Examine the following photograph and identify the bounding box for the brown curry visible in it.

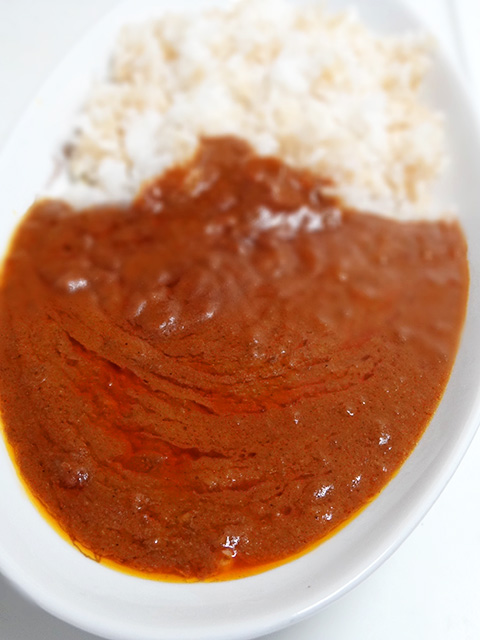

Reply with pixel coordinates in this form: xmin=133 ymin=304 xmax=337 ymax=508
xmin=0 ymin=138 xmax=468 ymax=580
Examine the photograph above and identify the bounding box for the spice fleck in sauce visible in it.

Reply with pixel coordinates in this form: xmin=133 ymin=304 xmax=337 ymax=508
xmin=0 ymin=138 xmax=468 ymax=580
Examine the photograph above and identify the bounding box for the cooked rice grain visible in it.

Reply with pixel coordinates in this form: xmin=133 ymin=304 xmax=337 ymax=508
xmin=64 ymin=0 xmax=447 ymax=219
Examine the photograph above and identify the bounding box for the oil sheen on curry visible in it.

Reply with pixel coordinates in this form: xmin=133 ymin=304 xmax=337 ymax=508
xmin=0 ymin=138 xmax=468 ymax=581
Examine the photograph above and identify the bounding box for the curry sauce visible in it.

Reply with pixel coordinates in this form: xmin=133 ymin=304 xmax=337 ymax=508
xmin=0 ymin=138 xmax=468 ymax=580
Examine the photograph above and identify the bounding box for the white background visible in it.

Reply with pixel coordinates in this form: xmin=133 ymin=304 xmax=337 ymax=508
xmin=0 ymin=1 xmax=479 ymax=639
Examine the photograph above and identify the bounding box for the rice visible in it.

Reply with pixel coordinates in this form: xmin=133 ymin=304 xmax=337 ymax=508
xmin=62 ymin=0 xmax=447 ymax=219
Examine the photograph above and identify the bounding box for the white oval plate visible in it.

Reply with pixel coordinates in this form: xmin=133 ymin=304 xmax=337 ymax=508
xmin=1 ymin=2 xmax=480 ymax=640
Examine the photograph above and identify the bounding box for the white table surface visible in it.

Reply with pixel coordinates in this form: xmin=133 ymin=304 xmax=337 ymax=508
xmin=1 ymin=1 xmax=480 ymax=639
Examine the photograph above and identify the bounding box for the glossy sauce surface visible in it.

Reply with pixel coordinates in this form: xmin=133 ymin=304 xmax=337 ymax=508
xmin=0 ymin=138 xmax=468 ymax=580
